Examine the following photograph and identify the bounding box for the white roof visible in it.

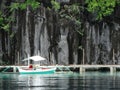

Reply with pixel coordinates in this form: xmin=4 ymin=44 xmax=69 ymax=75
xmin=23 ymin=55 xmax=46 ymax=61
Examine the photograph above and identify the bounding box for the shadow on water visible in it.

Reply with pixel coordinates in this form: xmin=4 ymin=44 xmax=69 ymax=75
xmin=0 ymin=72 xmax=120 ymax=90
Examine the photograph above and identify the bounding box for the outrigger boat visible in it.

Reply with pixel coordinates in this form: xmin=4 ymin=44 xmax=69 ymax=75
xmin=17 ymin=55 xmax=56 ymax=74
xmin=18 ymin=67 xmax=56 ymax=74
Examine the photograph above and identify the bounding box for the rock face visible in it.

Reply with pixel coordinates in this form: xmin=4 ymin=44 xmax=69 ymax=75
xmin=0 ymin=0 xmax=120 ymax=65
xmin=0 ymin=1 xmax=79 ymax=65
xmin=84 ymin=22 xmax=120 ymax=64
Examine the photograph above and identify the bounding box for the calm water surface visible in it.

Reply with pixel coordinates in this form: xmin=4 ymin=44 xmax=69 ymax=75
xmin=0 ymin=72 xmax=120 ymax=90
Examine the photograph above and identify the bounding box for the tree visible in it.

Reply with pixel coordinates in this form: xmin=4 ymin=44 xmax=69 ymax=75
xmin=85 ymin=0 xmax=117 ymax=20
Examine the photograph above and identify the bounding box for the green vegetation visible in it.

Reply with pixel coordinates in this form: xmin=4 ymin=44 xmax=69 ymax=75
xmin=10 ymin=0 xmax=40 ymax=11
xmin=60 ymin=4 xmax=80 ymax=19
xmin=85 ymin=0 xmax=117 ymax=20
xmin=0 ymin=11 xmax=4 ymax=30
xmin=51 ymin=0 xmax=60 ymax=11
xmin=0 ymin=11 xmax=10 ymax=32
xmin=59 ymin=4 xmax=83 ymax=36
xmin=0 ymin=0 xmax=120 ymax=38
xmin=0 ymin=11 xmax=3 ymax=25
xmin=0 ymin=0 xmax=40 ymax=36
xmin=59 ymin=4 xmax=83 ymax=49
xmin=50 ymin=1 xmax=83 ymax=49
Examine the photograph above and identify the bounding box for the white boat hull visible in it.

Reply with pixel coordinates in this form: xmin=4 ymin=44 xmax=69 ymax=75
xmin=18 ymin=67 xmax=56 ymax=74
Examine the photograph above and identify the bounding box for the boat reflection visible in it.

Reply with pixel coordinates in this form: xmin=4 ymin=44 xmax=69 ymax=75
xmin=18 ymin=73 xmax=70 ymax=90
xmin=18 ymin=74 xmax=47 ymax=87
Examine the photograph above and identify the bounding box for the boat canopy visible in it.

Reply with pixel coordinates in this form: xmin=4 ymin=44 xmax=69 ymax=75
xmin=22 ymin=55 xmax=46 ymax=61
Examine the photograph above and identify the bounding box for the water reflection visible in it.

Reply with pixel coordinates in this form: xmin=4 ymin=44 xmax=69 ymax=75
xmin=0 ymin=72 xmax=120 ymax=90
xmin=19 ymin=74 xmax=46 ymax=87
xmin=18 ymin=73 xmax=72 ymax=90
xmin=0 ymin=73 xmax=70 ymax=90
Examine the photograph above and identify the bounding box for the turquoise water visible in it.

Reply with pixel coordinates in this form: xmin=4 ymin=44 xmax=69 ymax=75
xmin=0 ymin=72 xmax=120 ymax=90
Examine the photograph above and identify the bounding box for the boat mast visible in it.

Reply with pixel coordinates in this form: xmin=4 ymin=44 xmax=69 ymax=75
xmin=28 ymin=54 xmax=30 ymax=66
